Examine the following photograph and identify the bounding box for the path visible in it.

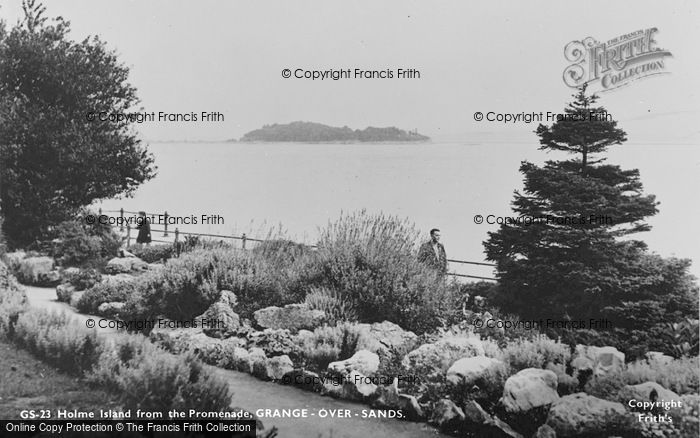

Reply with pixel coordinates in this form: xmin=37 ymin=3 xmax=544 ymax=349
xmin=23 ymin=286 xmax=450 ymax=438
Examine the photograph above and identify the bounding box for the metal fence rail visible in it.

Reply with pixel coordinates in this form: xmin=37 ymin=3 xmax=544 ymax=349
xmin=101 ymin=207 xmax=497 ymax=281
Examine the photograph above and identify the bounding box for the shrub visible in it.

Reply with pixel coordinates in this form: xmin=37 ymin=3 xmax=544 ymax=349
xmin=88 ymin=333 xmax=232 ymax=413
xmin=299 ymin=323 xmax=363 ymax=371
xmin=585 ymin=356 xmax=699 ymax=399
xmin=501 ymin=335 xmax=571 ymax=372
xmin=304 ymin=286 xmax=358 ymax=325
xmin=0 ymin=261 xmax=28 ymax=337
xmin=248 ymin=329 xmax=301 ymax=361
xmin=130 ymin=244 xmax=174 ymax=263
xmin=65 ymin=268 xmax=102 ymax=291
xmin=13 ymin=310 xmax=101 ymax=375
xmin=311 ymin=210 xmax=461 ymax=333
xmin=49 ymin=215 xmax=122 ymax=269
xmin=77 ymin=280 xmax=135 ymax=314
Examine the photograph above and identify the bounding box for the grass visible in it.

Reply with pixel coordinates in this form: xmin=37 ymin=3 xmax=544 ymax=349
xmin=0 ymin=338 xmax=121 ymax=419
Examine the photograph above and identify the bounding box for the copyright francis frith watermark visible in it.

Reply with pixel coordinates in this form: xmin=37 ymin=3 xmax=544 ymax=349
xmin=563 ymin=27 xmax=672 ymax=92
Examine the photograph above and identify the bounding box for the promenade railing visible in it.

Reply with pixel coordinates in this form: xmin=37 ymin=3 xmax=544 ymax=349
xmin=100 ymin=208 xmax=497 ymax=281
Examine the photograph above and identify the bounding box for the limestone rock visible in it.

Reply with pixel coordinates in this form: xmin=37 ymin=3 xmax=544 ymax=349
xmin=355 ymin=321 xmax=418 ymax=358
xmin=281 ymin=369 xmax=324 ymax=392
xmin=502 ymin=368 xmax=559 ymax=413
xmin=402 ymin=336 xmax=484 ymax=378
xmin=257 ymin=355 xmax=294 ymax=381
xmin=341 ymin=370 xmax=378 ymax=402
xmin=328 ymin=350 xmax=380 ymax=376
xmin=196 ymin=291 xmax=240 ymax=338
xmin=56 ymin=283 xmax=76 ymax=303
xmin=546 ymin=393 xmax=632 ymax=437
xmin=105 ymin=257 xmax=148 ymax=274
xmin=618 ymin=381 xmax=681 ymax=416
xmin=462 ymin=400 xmax=490 ymax=426
xmin=446 ymin=355 xmax=504 ymax=386
xmin=253 ymin=304 xmax=325 ymax=333
xmin=429 ymin=399 xmax=465 ymax=433
xmin=533 ymin=424 xmax=556 ymax=438
xmin=97 ymin=301 xmax=126 ymax=318
xmin=571 ymin=345 xmax=625 ymax=378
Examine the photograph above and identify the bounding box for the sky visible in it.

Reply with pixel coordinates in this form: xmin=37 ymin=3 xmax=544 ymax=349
xmin=1 ymin=0 xmax=698 ymax=143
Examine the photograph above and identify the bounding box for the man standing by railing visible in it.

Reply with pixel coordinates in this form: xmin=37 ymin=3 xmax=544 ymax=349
xmin=418 ymin=228 xmax=447 ymax=274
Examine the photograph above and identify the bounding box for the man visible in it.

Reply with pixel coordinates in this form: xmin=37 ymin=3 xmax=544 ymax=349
xmin=418 ymin=228 xmax=447 ymax=274
xmin=135 ymin=211 xmax=151 ymax=245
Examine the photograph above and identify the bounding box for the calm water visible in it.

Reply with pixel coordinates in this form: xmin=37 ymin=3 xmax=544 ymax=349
xmin=97 ymin=141 xmax=700 ymax=280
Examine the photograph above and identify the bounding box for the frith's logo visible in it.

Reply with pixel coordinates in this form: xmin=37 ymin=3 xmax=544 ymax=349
xmin=563 ymin=28 xmax=672 ymax=91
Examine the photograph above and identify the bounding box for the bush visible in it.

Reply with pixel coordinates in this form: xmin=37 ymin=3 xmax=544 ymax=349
xmin=304 ymin=286 xmax=358 ymax=325
xmin=49 ymin=215 xmax=122 ymax=269
xmin=299 ymin=323 xmax=363 ymax=371
xmin=130 ymin=244 xmax=174 ymax=263
xmin=65 ymin=268 xmax=102 ymax=291
xmin=0 ymin=261 xmax=28 ymax=337
xmin=585 ymin=356 xmax=699 ymax=399
xmin=311 ymin=211 xmax=461 ymax=333
xmin=88 ymin=334 xmax=232 ymax=413
xmin=77 ymin=280 xmax=136 ymax=314
xmin=13 ymin=310 xmax=101 ymax=375
xmin=501 ymin=335 xmax=571 ymax=372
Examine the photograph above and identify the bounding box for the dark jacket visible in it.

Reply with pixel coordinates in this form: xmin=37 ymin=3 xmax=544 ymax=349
xmin=418 ymin=240 xmax=447 ymax=273
xmin=136 ymin=218 xmax=151 ymax=244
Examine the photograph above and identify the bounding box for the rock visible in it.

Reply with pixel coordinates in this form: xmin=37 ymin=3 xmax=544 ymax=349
xmin=232 ymin=347 xmax=252 ymax=373
xmin=397 ymin=394 xmax=424 ymax=421
xmin=258 ymin=355 xmax=294 ymax=381
xmin=645 ymin=351 xmax=674 ymax=365
xmin=618 ymin=382 xmax=681 ymax=415
xmin=281 ymin=369 xmax=324 ymax=392
xmin=402 ymin=336 xmax=485 ymax=378
xmin=462 ymin=400 xmax=491 ymax=426
xmin=253 ymin=304 xmax=326 ymax=333
xmin=247 ymin=329 xmax=299 ymax=358
xmin=328 ymin=350 xmax=380 ymax=376
xmin=250 ymin=348 xmax=269 ymax=379
xmin=533 ymin=424 xmax=556 ymax=438
xmin=371 ymin=378 xmax=401 ymax=409
xmin=571 ymin=345 xmax=625 ymax=378
xmin=429 ymin=399 xmax=465 ymax=433
xmin=105 ymin=257 xmax=148 ymax=274
xmin=546 ymin=393 xmax=632 ymax=437
xmin=446 ymin=355 xmax=504 ymax=386
xmin=502 ymin=368 xmax=559 ymax=413
xmin=196 ymin=291 xmax=240 ymax=338
xmin=486 ymin=416 xmax=524 ymax=438
xmin=56 ymin=283 xmax=76 ymax=303
xmin=341 ymin=371 xmax=378 ymax=402
xmin=97 ymin=302 xmax=126 ymax=318
xmin=355 ymin=321 xmax=418 ymax=358
xmin=150 ymin=326 xmax=205 ymax=352
xmin=17 ymin=256 xmax=55 ymax=285
xmin=149 ymin=324 xmax=244 ymax=365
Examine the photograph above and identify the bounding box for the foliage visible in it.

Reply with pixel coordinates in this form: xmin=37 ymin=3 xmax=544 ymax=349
xmin=304 ymin=286 xmax=358 ymax=325
xmin=298 ymin=323 xmax=363 ymax=371
xmin=0 ymin=214 xmax=6 ymax=256
xmin=584 ymin=356 xmax=699 ymax=399
xmin=49 ymin=214 xmax=122 ymax=269
xmin=500 ymin=335 xmax=571 ymax=372
xmin=0 ymin=0 xmax=156 ymax=247
xmin=76 ymin=280 xmax=135 ymax=314
xmin=248 ymin=329 xmax=301 ymax=361
xmin=311 ymin=210 xmax=461 ymax=333
xmin=130 ymin=243 xmax=174 ymax=263
xmin=240 ymin=121 xmax=428 ymax=142
xmin=0 ymin=261 xmax=28 ymax=337
xmin=87 ymin=333 xmax=232 ymax=414
xmin=13 ymin=310 xmax=101 ymax=375
xmin=65 ymin=267 xmax=102 ymax=291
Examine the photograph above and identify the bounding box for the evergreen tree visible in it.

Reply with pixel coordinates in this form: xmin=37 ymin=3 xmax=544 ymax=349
xmin=484 ymin=85 xmax=696 ymax=330
xmin=0 ymin=1 xmax=155 ymax=246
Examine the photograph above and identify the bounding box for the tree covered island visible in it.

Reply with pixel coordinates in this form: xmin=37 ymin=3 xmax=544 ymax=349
xmin=239 ymin=121 xmax=429 ymax=142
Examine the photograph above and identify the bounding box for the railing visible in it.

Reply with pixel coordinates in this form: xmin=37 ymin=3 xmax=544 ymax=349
xmin=99 ymin=208 xmax=497 ymax=281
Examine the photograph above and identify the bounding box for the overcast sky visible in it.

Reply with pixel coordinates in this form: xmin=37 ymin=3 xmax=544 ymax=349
xmin=2 ymin=0 xmax=698 ymax=142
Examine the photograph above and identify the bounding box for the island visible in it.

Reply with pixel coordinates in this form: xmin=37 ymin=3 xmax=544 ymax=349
xmin=239 ymin=121 xmax=429 ymax=142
